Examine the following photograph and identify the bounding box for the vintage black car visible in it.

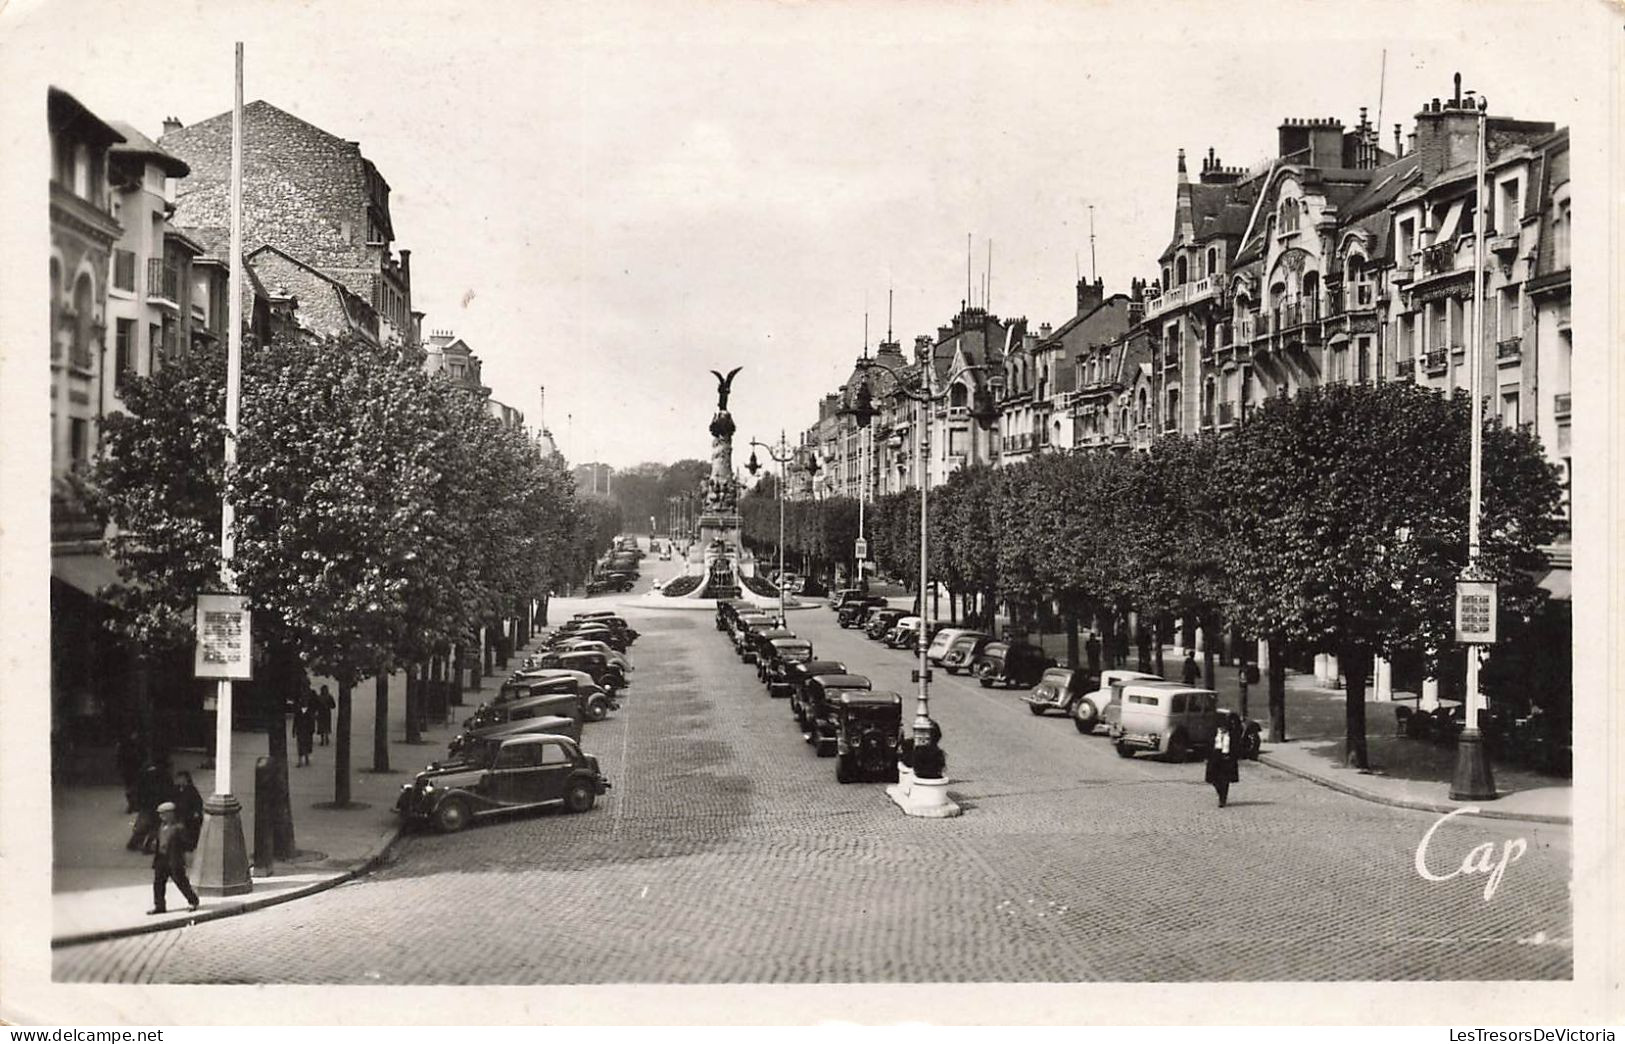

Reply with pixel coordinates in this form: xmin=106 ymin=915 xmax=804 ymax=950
xmin=971 ymin=640 xmax=1055 ymax=688
xmin=833 ymin=690 xmax=903 ymax=784
xmin=940 ymin=632 xmax=997 ymax=675
xmin=396 ymin=733 xmax=609 ymax=833
xmin=761 ymin=638 xmax=814 ymax=696
xmin=715 ymin=599 xmax=749 ymax=632
xmin=828 ymin=588 xmax=865 ymax=611
xmin=559 ymin=613 xmax=639 ymax=640
xmin=735 ymin=618 xmax=784 ymax=663
xmin=488 ymin=670 xmax=600 ymax=709
xmin=1021 ymin=667 xmax=1095 ymax=718
xmin=463 ymin=690 xmax=595 ymax=734
xmin=448 ymin=712 xmax=582 ymax=757
xmin=837 ymin=597 xmax=889 ymax=628
xmin=749 ymin=628 xmax=796 ymax=672
xmin=529 ymin=650 xmax=627 ymax=693
xmin=864 ymin=608 xmax=906 ymax=641
xmin=547 ymin=626 xmax=628 ymax=653
xmin=786 ymin=659 xmax=850 ymax=727
xmin=802 ymin=673 xmax=873 ymax=756
xmin=585 ymin=575 xmax=634 ymax=595
xmin=729 ymin=612 xmax=775 ymax=650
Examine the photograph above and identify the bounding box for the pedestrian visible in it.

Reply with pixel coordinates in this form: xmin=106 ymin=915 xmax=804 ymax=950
xmin=1206 ymin=710 xmax=1244 ymax=807
xmin=292 ymin=695 xmax=316 ymax=767
xmin=116 ymin=730 xmax=143 ymax=813
xmin=126 ymin=759 xmax=166 ymax=852
xmin=148 ymin=802 xmax=200 ymax=915
xmin=316 ymin=684 xmax=335 ymax=747
xmin=173 ymin=769 xmax=204 ymax=849
xmin=1181 ymin=649 xmax=1202 ymax=687
xmin=1136 ymin=628 xmax=1152 ymax=673
xmin=1085 ymin=632 xmax=1102 ymax=674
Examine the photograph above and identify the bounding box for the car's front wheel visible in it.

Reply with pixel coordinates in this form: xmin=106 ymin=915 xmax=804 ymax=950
xmin=433 ymin=798 xmax=471 ymax=833
xmin=1027 ymin=702 xmax=1046 ymax=716
xmin=584 ymin=694 xmax=610 ymax=722
xmin=835 ymin=753 xmax=853 ymax=783
xmin=564 ymin=779 xmax=596 ymax=813
xmin=975 ymin=662 xmax=996 ymax=688
xmin=1072 ymin=699 xmax=1099 ymax=733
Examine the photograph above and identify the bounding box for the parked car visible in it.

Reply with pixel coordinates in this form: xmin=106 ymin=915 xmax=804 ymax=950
xmin=1069 ymin=669 xmax=1164 ymax=732
xmin=1107 ymin=682 xmax=1221 ymax=760
xmin=1021 ymin=667 xmax=1094 ymax=718
xmin=865 ymin=608 xmax=906 ymax=641
xmin=486 ymin=671 xmax=600 ymax=711
xmin=529 ymin=650 xmax=627 ymax=694
xmin=735 ymin=618 xmax=783 ymax=663
xmin=829 ymin=588 xmax=866 ymax=611
xmin=462 ymin=689 xmax=598 ymax=735
xmin=750 ymin=628 xmax=796 ymax=674
xmin=926 ymin=628 xmax=975 ymax=665
xmin=939 ymin=632 xmax=994 ymax=674
xmin=833 ymin=690 xmax=903 ymax=784
xmin=448 ymin=713 xmax=582 ymax=758
xmin=761 ymin=638 xmax=814 ymax=696
xmin=837 ymin=597 xmax=889 ymax=628
xmin=548 ymin=639 xmax=632 ymax=674
xmin=558 ymin=616 xmax=639 ymax=643
xmin=803 ymin=673 xmax=873 ymax=756
xmin=548 ymin=625 xmax=629 ymax=652
xmin=730 ymin=612 xmax=775 ymax=648
xmin=887 ymin=616 xmax=933 ymax=650
xmin=971 ymin=640 xmax=1055 ymax=688
xmin=785 ymin=659 xmax=849 ymax=727
xmin=715 ymin=599 xmax=748 ymax=632
xmin=396 ymin=733 xmax=609 ymax=833
xmin=584 ymin=576 xmax=631 ymax=595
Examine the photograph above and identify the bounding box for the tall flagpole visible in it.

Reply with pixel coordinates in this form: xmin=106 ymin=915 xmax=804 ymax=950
xmin=194 ymin=41 xmax=253 ymax=894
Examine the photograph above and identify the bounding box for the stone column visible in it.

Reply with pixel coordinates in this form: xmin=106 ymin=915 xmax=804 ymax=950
xmin=1421 ymin=676 xmax=1441 ymax=711
xmin=1374 ymin=655 xmax=1393 ymax=701
xmin=1256 ymin=639 xmax=1271 ymax=675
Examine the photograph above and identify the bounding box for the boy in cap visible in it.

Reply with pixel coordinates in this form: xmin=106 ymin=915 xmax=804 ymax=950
xmin=148 ymin=801 xmax=200 ymax=915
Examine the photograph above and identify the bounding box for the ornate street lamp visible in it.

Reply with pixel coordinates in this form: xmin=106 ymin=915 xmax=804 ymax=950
xmin=848 ymin=351 xmax=1003 ymax=792
xmin=747 ymin=433 xmax=795 ymax=623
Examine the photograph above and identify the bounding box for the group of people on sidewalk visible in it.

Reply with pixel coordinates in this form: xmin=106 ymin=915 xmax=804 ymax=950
xmin=116 ymin=734 xmax=208 ymax=915
xmin=292 ymin=685 xmax=335 ymax=767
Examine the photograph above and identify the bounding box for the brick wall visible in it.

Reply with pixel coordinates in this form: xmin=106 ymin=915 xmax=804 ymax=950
xmin=161 ymin=102 xmax=373 ymax=273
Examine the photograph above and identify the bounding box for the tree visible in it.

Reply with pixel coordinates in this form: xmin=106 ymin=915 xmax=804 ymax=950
xmin=1219 ymin=382 xmax=1562 ymax=767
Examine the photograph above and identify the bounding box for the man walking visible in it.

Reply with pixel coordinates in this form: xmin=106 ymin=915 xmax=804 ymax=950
xmin=148 ymin=802 xmax=200 ymax=915
xmin=1182 ymin=649 xmax=1202 ymax=687
xmin=316 ymin=684 xmax=335 ymax=747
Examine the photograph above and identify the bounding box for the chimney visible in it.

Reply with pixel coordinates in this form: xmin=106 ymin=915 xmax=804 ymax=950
xmin=399 ymin=248 xmax=411 ymax=288
xmin=162 ymin=116 xmax=183 ymax=136
xmin=537 ymin=385 xmax=546 ymax=429
xmin=1038 ymin=322 xmax=1053 ymax=339
xmin=1077 ymin=276 xmax=1106 ymax=315
xmin=1394 ymin=124 xmax=1404 ymax=157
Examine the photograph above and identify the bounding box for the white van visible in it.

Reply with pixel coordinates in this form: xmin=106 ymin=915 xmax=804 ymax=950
xmin=1107 ymin=681 xmax=1219 ymax=760
xmin=1073 ymin=669 xmax=1164 ymax=734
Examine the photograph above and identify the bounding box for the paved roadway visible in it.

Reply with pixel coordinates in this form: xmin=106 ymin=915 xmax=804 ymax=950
xmin=57 ymin=567 xmax=1571 ymax=983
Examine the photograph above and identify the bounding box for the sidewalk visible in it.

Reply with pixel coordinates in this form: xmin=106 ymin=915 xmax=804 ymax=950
xmin=51 ymin=648 xmax=530 ymax=946
xmin=1132 ymin=643 xmax=1570 ymax=824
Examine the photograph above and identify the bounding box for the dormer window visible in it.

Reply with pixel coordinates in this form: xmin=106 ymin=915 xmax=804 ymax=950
xmin=1175 ymin=256 xmax=1188 ymax=285
xmin=1280 ymin=197 xmax=1300 ymax=233
xmin=1207 ymin=247 xmax=1219 ymax=278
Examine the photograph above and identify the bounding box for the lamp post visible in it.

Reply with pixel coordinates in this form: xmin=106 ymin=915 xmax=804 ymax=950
xmin=846 ymin=354 xmax=1002 ymax=760
xmin=1452 ymin=90 xmax=1497 ymax=801
xmin=747 ymin=431 xmax=795 ymax=623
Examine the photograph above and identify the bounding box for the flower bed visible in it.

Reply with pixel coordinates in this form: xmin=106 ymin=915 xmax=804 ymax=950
xmin=661 ymin=575 xmax=702 ymax=597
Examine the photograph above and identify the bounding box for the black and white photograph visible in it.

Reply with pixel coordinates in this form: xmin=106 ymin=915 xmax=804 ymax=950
xmin=1 ymin=0 xmax=1620 ymax=1028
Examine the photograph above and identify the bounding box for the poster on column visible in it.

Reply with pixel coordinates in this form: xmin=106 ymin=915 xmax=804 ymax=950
xmin=193 ymin=592 xmax=254 ymax=680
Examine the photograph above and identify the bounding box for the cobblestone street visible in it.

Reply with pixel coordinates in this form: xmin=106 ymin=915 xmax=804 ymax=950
xmin=55 ymin=597 xmax=1573 ymax=984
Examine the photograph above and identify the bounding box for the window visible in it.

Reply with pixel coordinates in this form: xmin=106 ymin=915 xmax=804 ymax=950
xmin=115 ymin=319 xmax=135 ymax=390
xmin=1207 ymin=247 xmax=1218 ymax=279
xmin=1459 ymin=193 xmax=1477 ymax=238
xmin=494 ymin=743 xmax=540 ymax=769
xmin=1176 ymin=256 xmax=1188 ymax=285
xmin=1501 ymin=391 xmax=1520 ymax=428
xmin=112 ymin=249 xmax=136 ymax=292
xmin=1499 ymin=288 xmax=1521 ymax=339
xmin=1356 ymin=337 xmax=1371 ymax=383
xmin=1397 ymin=216 xmax=1416 ymax=258
xmin=71 ymin=274 xmax=94 ymax=369
xmin=73 ymin=143 xmax=90 ymax=199
xmin=1497 ymin=178 xmax=1522 ymax=233
xmin=70 ymin=418 xmax=89 ymax=463
xmin=1281 ymin=197 xmax=1299 ymax=233
xmin=149 ymin=323 xmax=162 ymax=367
xmin=1127 ymin=693 xmax=1160 ymax=706
xmin=1170 ymin=694 xmax=1188 ymax=713
xmin=540 ymin=742 xmax=571 ymax=766
xmin=49 ymin=259 xmax=62 ymax=361
xmin=1330 ymin=344 xmax=1348 ymax=382
xmin=1553 ymin=199 xmax=1571 ymax=270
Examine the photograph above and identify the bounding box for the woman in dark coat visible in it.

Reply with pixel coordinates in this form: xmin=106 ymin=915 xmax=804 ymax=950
xmin=293 ymin=697 xmax=317 ymax=767
xmin=315 ymin=685 xmax=335 ymax=746
xmin=1206 ymin=710 xmax=1243 ymax=807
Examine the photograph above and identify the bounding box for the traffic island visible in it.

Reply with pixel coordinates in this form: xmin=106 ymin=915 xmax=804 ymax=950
xmin=886 ymin=774 xmax=962 ymax=818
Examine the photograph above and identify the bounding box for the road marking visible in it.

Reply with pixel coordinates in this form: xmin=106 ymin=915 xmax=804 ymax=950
xmin=640 ymin=885 xmax=649 ymax=899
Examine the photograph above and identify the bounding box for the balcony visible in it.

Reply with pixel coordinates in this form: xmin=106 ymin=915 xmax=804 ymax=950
xmin=1422 ymin=350 xmax=1449 ymax=376
xmin=1143 ymin=275 xmax=1216 ymax=319
xmin=1395 ymin=358 xmax=1416 ymax=379
xmin=1489 ymin=232 xmax=1520 ymax=257
xmin=1392 ymin=263 xmax=1415 ymax=285
xmin=146 ymin=258 xmax=180 ymax=306
xmin=1496 ymin=337 xmax=1522 ymax=364
xmin=1421 ymin=241 xmax=1458 ymax=277
xmin=1553 ymin=392 xmax=1571 ymax=419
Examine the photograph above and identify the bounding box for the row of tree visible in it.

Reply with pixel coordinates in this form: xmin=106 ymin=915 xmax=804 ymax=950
xmin=95 ymin=331 xmax=610 ymax=855
xmin=743 ymin=381 xmax=1566 ymax=767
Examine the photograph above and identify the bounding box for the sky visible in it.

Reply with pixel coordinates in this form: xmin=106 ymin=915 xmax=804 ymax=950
xmin=8 ymin=0 xmax=1598 ymax=469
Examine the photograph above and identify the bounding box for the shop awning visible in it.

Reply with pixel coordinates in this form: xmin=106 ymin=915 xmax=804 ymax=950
xmin=1536 ymin=567 xmax=1571 ymax=602
xmin=51 ymin=552 xmax=125 ymax=599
